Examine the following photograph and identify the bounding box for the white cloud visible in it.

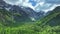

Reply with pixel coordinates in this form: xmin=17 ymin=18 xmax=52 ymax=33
xmin=3 ymin=0 xmax=35 ymax=9
xmin=3 ymin=0 xmax=60 ymax=13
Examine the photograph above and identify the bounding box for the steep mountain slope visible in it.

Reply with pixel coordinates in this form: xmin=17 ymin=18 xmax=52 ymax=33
xmin=0 ymin=9 xmax=14 ymax=26
xmin=0 ymin=6 xmax=60 ymax=34
xmin=0 ymin=9 xmax=33 ymax=27
xmin=0 ymin=0 xmax=48 ymax=21
xmin=36 ymin=6 xmax=60 ymax=27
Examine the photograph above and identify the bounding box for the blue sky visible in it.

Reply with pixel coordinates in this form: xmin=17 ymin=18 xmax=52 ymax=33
xmin=29 ymin=0 xmax=37 ymax=6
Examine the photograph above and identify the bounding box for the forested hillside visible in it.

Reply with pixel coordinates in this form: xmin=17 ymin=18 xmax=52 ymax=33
xmin=0 ymin=7 xmax=60 ymax=34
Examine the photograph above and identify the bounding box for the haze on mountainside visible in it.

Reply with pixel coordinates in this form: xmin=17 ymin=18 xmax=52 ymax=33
xmin=3 ymin=0 xmax=60 ymax=12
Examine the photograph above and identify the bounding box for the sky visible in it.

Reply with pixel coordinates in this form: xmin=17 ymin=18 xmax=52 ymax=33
xmin=3 ymin=0 xmax=60 ymax=13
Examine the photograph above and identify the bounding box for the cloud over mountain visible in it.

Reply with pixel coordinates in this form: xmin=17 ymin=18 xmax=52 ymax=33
xmin=3 ymin=0 xmax=60 ymax=13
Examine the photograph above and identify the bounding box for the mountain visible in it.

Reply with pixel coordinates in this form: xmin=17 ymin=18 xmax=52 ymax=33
xmin=0 ymin=6 xmax=60 ymax=34
xmin=47 ymin=6 xmax=60 ymax=26
xmin=0 ymin=0 xmax=60 ymax=34
xmin=36 ymin=6 xmax=60 ymax=26
xmin=0 ymin=0 xmax=46 ymax=21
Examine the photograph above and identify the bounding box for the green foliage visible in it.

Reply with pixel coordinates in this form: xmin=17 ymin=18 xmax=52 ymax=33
xmin=0 ymin=8 xmax=60 ymax=34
